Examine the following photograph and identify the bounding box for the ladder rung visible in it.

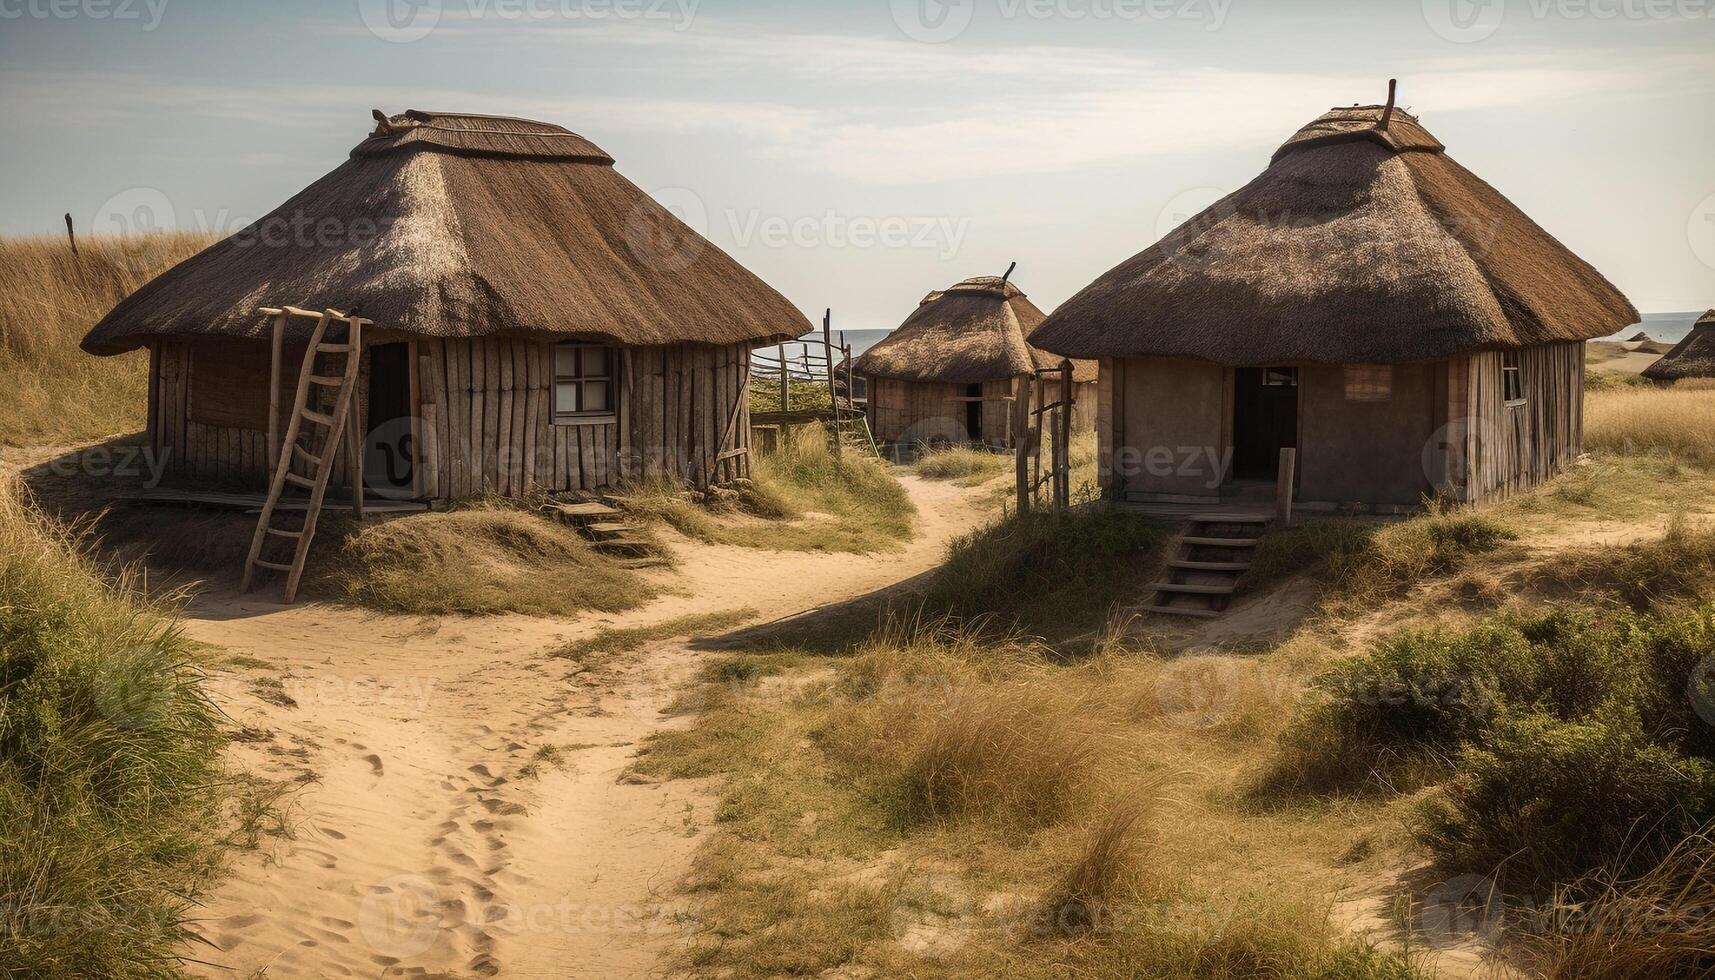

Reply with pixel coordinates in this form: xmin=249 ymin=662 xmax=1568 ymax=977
xmin=302 ymin=410 xmax=335 ymax=426
xmin=284 ymin=472 xmax=316 ymax=490
xmin=252 ymin=559 xmax=294 ymax=573
xmin=308 ymin=375 xmax=344 ymax=386
xmin=266 ymin=527 xmax=302 ymax=540
xmin=293 ymin=446 xmax=322 ymax=467
xmin=317 ymin=343 xmax=352 ymax=353
xmin=1153 ymin=582 xmax=1237 ymax=596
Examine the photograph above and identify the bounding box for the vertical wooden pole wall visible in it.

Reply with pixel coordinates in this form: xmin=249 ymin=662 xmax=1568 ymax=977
xmin=1057 ymin=360 xmax=1073 ymax=511
xmin=266 ymin=312 xmax=286 ymax=478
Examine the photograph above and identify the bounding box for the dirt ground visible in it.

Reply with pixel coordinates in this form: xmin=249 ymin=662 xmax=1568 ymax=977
xmin=173 ymin=474 xmax=984 ymax=979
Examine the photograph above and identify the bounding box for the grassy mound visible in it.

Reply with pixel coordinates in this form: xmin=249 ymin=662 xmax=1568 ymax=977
xmin=0 ymin=481 xmax=228 ymax=977
xmin=1264 ymin=606 xmax=1715 ymax=886
xmin=1 ymin=233 xmax=214 ymax=447
xmin=625 ymin=426 xmax=914 ymax=553
xmin=911 ymin=444 xmax=1014 ymax=486
xmin=1245 ymin=506 xmax=1515 ymax=615
xmin=920 ymin=509 xmax=1168 ymax=642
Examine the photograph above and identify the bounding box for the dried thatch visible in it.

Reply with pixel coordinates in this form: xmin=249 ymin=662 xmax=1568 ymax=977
xmin=1642 ymin=311 xmax=1715 ymax=381
xmin=1030 ymin=104 xmax=1637 ymax=365
xmin=853 ymin=276 xmax=1095 ymax=384
xmin=84 ymin=110 xmax=808 ymax=355
xmin=1627 ymin=331 xmax=1656 ymax=343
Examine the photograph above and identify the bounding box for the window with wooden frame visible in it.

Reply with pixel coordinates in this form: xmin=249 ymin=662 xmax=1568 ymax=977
xmin=554 ymin=344 xmax=617 ymax=421
xmin=1343 ymin=363 xmax=1394 ymax=402
xmin=1501 ymin=350 xmax=1525 ymax=405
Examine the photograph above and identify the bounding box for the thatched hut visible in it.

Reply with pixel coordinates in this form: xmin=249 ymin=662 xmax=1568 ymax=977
xmin=1030 ymin=97 xmax=1637 ymax=508
xmin=853 ymin=275 xmax=1095 ymax=449
xmin=1642 ymin=311 xmax=1715 ymax=383
xmin=82 ymin=109 xmax=808 ymax=501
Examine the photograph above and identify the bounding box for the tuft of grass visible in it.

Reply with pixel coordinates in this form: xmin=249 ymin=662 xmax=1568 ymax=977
xmin=321 ymin=503 xmax=655 ymax=616
xmin=1036 ymin=791 xmax=1155 ymax=936
xmin=625 ymin=425 xmax=914 ymax=553
xmin=0 ymin=479 xmax=231 ymax=977
xmin=1 ymin=233 xmax=215 ymax=447
xmin=911 ymin=444 xmax=1014 ymax=486
xmin=920 ymin=509 xmax=1168 ymax=641
xmin=1585 ymin=385 xmax=1715 ymax=463
xmin=1527 ymin=515 xmax=1715 ymax=610
xmin=1245 ymin=505 xmax=1515 ymax=616
xmin=553 ymin=608 xmax=759 ymax=660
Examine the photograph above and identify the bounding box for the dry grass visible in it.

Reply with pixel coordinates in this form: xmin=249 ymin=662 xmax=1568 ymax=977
xmin=0 ymin=478 xmax=234 ymax=976
xmin=1585 ymin=385 xmax=1715 ymax=463
xmin=552 ymin=607 xmax=758 ymax=660
xmin=911 ymin=444 xmax=1014 ymax=486
xmin=0 ymin=233 xmax=214 ymax=447
xmin=624 ymin=425 xmax=914 ymax=553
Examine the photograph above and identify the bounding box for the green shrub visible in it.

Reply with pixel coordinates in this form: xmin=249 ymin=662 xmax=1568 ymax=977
xmin=0 ymin=483 xmax=228 ymax=977
xmin=1420 ymin=713 xmax=1715 ymax=886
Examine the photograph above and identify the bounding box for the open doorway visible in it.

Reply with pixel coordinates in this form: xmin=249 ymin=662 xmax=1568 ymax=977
xmin=364 ymin=342 xmax=415 ymax=498
xmin=1232 ymin=366 xmax=1298 ymax=480
xmin=964 ymin=383 xmax=983 ymax=445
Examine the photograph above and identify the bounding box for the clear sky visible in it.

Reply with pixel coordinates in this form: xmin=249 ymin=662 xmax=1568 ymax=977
xmin=3 ymin=0 xmax=1712 ymax=329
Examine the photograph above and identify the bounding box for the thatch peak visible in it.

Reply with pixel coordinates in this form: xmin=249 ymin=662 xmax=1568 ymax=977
xmin=1029 ymin=99 xmax=1637 ymax=366
xmin=83 ymin=109 xmax=808 ymax=355
xmin=854 ymin=273 xmax=1095 ymax=385
xmin=355 ymin=109 xmax=615 ymax=164
xmin=1642 ymin=310 xmax=1715 ymax=381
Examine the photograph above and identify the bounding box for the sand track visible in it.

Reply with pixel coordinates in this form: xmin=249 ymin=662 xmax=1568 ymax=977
xmin=182 ymin=474 xmax=980 ymax=978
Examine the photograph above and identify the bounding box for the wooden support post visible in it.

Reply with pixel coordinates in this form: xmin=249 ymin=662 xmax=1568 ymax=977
xmin=267 ymin=311 xmax=286 ymax=477
xmin=1276 ymin=447 xmax=1297 ymax=527
xmin=1014 ymin=375 xmax=1032 ymax=515
xmin=346 ymin=316 xmax=365 ymax=518
xmin=1058 ymin=360 xmax=1074 ymax=512
xmin=64 ymin=213 xmax=77 ymax=256
xmin=822 ymin=309 xmax=839 ymax=456
xmin=777 ymin=342 xmax=791 ymax=448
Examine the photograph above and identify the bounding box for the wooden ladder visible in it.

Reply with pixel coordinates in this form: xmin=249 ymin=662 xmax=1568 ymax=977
xmin=241 ymin=308 xmax=368 ymax=602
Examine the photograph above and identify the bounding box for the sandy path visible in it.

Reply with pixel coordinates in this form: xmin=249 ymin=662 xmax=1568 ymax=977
xmin=183 ymin=474 xmax=979 ymax=979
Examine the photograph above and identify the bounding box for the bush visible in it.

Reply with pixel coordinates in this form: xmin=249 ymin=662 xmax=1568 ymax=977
xmin=0 ymin=482 xmax=228 ymax=976
xmin=1420 ymin=713 xmax=1715 ymax=886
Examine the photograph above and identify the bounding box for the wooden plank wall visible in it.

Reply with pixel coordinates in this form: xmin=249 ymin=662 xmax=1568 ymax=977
xmin=413 ymin=338 xmax=753 ymax=500
xmin=866 ymin=375 xmax=1095 ymax=449
xmin=1461 ymin=341 xmax=1584 ymax=502
xmin=1096 ymin=358 xmax=1121 ymax=496
xmin=156 ymin=336 xmax=754 ymax=500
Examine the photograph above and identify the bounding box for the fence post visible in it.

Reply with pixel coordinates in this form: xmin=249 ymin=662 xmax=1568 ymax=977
xmin=1057 ymin=360 xmax=1073 ymax=511
xmin=1276 ymin=447 xmax=1297 ymax=527
xmin=822 ymin=310 xmax=840 ymax=456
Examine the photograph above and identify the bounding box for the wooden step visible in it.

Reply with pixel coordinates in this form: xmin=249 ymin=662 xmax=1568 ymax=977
xmin=1142 ymin=604 xmax=1222 ymax=619
xmin=583 ymin=522 xmax=634 ymax=537
xmin=1152 ymin=582 xmax=1237 ymax=596
xmin=1190 ymin=513 xmax=1271 ymax=524
xmin=1169 ymin=559 xmax=1251 ymax=572
xmin=284 ymin=472 xmax=316 ymax=490
xmin=1182 ymin=536 xmax=1260 ymax=548
xmin=301 ymin=409 xmax=335 ymax=427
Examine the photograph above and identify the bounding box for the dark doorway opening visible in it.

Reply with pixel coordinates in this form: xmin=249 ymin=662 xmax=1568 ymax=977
xmin=364 ymin=343 xmax=415 ymax=498
xmin=1232 ymin=366 xmax=1298 ymax=480
xmin=965 ymin=383 xmax=983 ymax=444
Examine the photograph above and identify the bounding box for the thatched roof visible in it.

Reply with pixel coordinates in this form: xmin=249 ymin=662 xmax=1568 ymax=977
xmin=1627 ymin=331 xmax=1655 ymax=343
xmin=1642 ymin=311 xmax=1715 ymax=381
xmin=1030 ymin=104 xmax=1637 ymax=365
xmin=84 ymin=110 xmax=808 ymax=355
xmin=852 ymin=276 xmax=1096 ymax=384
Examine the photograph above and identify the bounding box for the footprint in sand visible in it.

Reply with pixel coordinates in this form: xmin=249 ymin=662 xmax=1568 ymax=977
xmin=322 ymin=827 xmax=347 ymax=840
xmin=364 ymin=753 xmax=384 ymax=775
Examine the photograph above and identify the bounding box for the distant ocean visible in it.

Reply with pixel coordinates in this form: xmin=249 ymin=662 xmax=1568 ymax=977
xmin=802 ymin=313 xmax=1705 ymax=359
xmin=1601 ymin=311 xmax=1705 ymax=344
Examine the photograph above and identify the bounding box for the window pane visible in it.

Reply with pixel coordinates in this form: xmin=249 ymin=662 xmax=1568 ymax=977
xmin=1262 ymin=367 xmax=1298 ymax=387
xmin=555 ymin=345 xmax=579 ymax=378
xmin=582 ymin=381 xmax=610 ymax=413
xmin=581 ymin=347 xmax=611 ymax=378
xmin=555 ymin=382 xmax=579 ymax=414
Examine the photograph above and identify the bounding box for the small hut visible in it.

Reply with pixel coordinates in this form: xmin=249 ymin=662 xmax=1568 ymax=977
xmin=853 ymin=274 xmax=1096 ymax=449
xmin=82 ymin=109 xmax=809 ymax=501
xmin=1029 ymin=93 xmax=1637 ymax=508
xmin=1642 ymin=311 xmax=1715 ymax=383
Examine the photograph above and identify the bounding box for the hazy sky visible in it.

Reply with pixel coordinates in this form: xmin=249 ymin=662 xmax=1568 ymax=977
xmin=3 ymin=0 xmax=1713 ymax=329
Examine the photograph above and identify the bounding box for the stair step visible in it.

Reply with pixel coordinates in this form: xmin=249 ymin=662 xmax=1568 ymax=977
xmin=545 ymin=501 xmax=622 ymax=522
xmin=1182 ymin=536 xmax=1260 ymax=548
xmin=616 ymin=556 xmax=671 ymax=570
xmin=1153 ymin=582 xmax=1237 ymax=596
xmin=1169 ymin=560 xmax=1251 ymax=572
xmin=1190 ymin=514 xmax=1271 ymax=524
xmin=1142 ymin=604 xmax=1222 ymax=620
xmin=584 ymin=522 xmax=634 ymax=536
